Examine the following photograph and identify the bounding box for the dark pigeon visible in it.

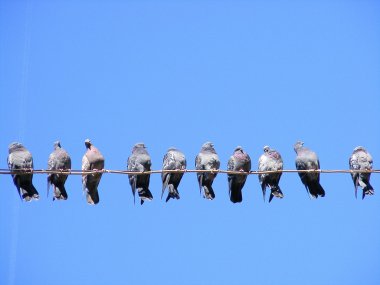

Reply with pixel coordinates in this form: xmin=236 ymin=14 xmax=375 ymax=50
xmin=227 ymin=146 xmax=251 ymax=203
xmin=82 ymin=139 xmax=105 ymax=205
xmin=47 ymin=141 xmax=71 ymax=200
xmin=7 ymin=142 xmax=39 ymax=201
xmin=294 ymin=141 xmax=325 ymax=198
xmin=127 ymin=143 xmax=153 ymax=205
xmin=195 ymin=142 xmax=220 ymax=200
xmin=258 ymin=146 xmax=284 ymax=203
xmin=349 ymin=146 xmax=374 ymax=199
xmin=161 ymin=147 xmax=186 ymax=202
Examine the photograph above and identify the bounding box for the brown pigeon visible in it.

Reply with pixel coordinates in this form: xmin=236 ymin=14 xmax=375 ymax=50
xmin=7 ymin=142 xmax=39 ymax=201
xmin=227 ymin=146 xmax=251 ymax=203
xmin=82 ymin=139 xmax=105 ymax=205
xmin=349 ymin=146 xmax=374 ymax=199
xmin=47 ymin=141 xmax=71 ymax=200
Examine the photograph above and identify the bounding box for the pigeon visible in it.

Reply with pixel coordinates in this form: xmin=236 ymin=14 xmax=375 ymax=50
xmin=258 ymin=145 xmax=284 ymax=203
xmin=227 ymin=146 xmax=251 ymax=203
xmin=161 ymin=147 xmax=186 ymax=202
xmin=82 ymin=139 xmax=105 ymax=205
xmin=47 ymin=141 xmax=72 ymax=200
xmin=7 ymin=142 xmax=39 ymax=201
xmin=195 ymin=142 xmax=220 ymax=200
xmin=127 ymin=143 xmax=153 ymax=205
xmin=349 ymin=146 xmax=374 ymax=199
xmin=294 ymin=141 xmax=325 ymax=198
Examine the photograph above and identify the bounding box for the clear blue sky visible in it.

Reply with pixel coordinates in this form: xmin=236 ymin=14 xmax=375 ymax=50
xmin=1 ymin=1 xmax=379 ymax=284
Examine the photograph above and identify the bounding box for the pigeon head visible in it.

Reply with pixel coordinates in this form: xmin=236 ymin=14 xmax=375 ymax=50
xmin=85 ymin=139 xmax=92 ymax=148
xmin=353 ymin=146 xmax=366 ymax=152
xmin=263 ymin=146 xmax=270 ymax=153
xmin=53 ymin=141 xmax=61 ymax=149
xmin=8 ymin=142 xmax=24 ymax=153
xmin=234 ymin=146 xmax=244 ymax=154
xmin=293 ymin=141 xmax=304 ymax=153
xmin=167 ymin=147 xmax=178 ymax=152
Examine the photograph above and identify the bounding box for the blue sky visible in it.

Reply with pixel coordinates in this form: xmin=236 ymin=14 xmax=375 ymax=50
xmin=1 ymin=0 xmax=379 ymax=284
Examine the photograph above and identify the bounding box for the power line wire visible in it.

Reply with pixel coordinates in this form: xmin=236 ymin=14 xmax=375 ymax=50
xmin=0 ymin=168 xmax=379 ymax=175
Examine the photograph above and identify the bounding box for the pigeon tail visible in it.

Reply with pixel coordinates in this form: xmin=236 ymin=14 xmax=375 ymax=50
xmin=138 ymin=187 xmax=153 ymax=204
xmin=53 ymin=184 xmax=68 ymax=200
xmin=229 ymin=180 xmax=243 ymax=203
xmin=202 ymin=185 xmax=215 ymax=200
xmin=166 ymin=184 xmax=180 ymax=202
xmin=307 ymin=181 xmax=325 ymax=199
xmin=362 ymin=182 xmax=374 ymax=199
xmin=18 ymin=180 xmax=39 ymax=202
xmin=270 ymin=185 xmax=284 ymax=202
xmin=86 ymin=188 xmax=99 ymax=205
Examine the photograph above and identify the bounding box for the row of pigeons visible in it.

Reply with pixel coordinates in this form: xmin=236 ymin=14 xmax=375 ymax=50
xmin=6 ymin=140 xmax=375 ymax=204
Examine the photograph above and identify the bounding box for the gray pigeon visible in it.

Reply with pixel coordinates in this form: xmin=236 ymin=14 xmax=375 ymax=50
xmin=127 ymin=143 xmax=153 ymax=205
xmin=47 ymin=141 xmax=71 ymax=200
xmin=7 ymin=142 xmax=39 ymax=201
xmin=161 ymin=147 xmax=186 ymax=202
xmin=227 ymin=146 xmax=251 ymax=203
xmin=294 ymin=141 xmax=325 ymax=198
xmin=82 ymin=139 xmax=105 ymax=205
xmin=258 ymin=146 xmax=284 ymax=203
xmin=349 ymin=146 xmax=374 ymax=199
xmin=195 ymin=142 xmax=220 ymax=200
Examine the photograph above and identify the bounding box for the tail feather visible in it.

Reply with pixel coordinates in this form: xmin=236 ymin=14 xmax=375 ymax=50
xmin=307 ymin=181 xmax=325 ymax=198
xmin=53 ymin=184 xmax=68 ymax=200
xmin=362 ymin=182 xmax=374 ymax=199
xmin=86 ymin=187 xmax=99 ymax=205
xmin=203 ymin=185 xmax=215 ymax=200
xmin=229 ymin=179 xmax=243 ymax=203
xmin=138 ymin=187 xmax=153 ymax=204
xmin=166 ymin=184 xmax=180 ymax=202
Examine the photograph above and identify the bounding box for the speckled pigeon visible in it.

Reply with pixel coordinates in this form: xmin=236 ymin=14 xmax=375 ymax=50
xmin=349 ymin=146 xmax=374 ymax=199
xmin=294 ymin=141 xmax=325 ymax=199
xmin=161 ymin=147 xmax=186 ymax=202
xmin=127 ymin=143 xmax=153 ymax=205
xmin=47 ymin=141 xmax=71 ymax=200
xmin=7 ymin=142 xmax=39 ymax=201
xmin=258 ymin=146 xmax=284 ymax=203
xmin=227 ymin=146 xmax=251 ymax=203
xmin=82 ymin=139 xmax=105 ymax=205
xmin=195 ymin=142 xmax=220 ymax=200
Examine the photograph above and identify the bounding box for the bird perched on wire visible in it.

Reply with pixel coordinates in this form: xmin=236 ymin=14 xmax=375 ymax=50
xmin=349 ymin=146 xmax=374 ymax=199
xmin=127 ymin=143 xmax=153 ymax=205
xmin=195 ymin=142 xmax=220 ymax=200
xmin=47 ymin=141 xmax=71 ymax=200
xmin=161 ymin=147 xmax=186 ymax=202
xmin=82 ymin=139 xmax=105 ymax=205
xmin=7 ymin=142 xmax=39 ymax=201
xmin=227 ymin=146 xmax=251 ymax=203
xmin=258 ymin=145 xmax=284 ymax=203
xmin=294 ymin=141 xmax=325 ymax=199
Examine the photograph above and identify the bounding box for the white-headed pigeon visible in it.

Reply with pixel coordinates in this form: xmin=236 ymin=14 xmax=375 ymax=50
xmin=349 ymin=146 xmax=374 ymax=199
